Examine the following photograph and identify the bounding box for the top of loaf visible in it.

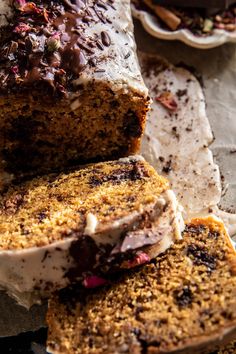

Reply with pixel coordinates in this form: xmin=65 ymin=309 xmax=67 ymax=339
xmin=0 ymin=0 xmax=148 ymax=98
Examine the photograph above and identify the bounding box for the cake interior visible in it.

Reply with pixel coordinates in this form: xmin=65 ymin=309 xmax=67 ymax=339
xmin=0 ymin=159 xmax=168 ymax=250
xmin=0 ymin=82 xmax=148 ymax=177
xmin=47 ymin=218 xmax=236 ymax=354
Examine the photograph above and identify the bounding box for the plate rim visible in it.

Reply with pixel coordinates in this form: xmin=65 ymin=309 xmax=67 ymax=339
xmin=132 ymin=5 xmax=236 ymax=49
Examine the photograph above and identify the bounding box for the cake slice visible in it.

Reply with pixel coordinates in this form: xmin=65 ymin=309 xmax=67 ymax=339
xmin=0 ymin=156 xmax=183 ymax=307
xmin=47 ymin=216 xmax=236 ymax=354
xmin=216 ymin=340 xmax=236 ymax=354
xmin=0 ymin=0 xmax=149 ymax=182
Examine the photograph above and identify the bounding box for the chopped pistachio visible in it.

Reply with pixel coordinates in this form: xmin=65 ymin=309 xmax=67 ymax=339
xmin=203 ymin=19 xmax=213 ymax=33
xmin=47 ymin=34 xmax=61 ymax=52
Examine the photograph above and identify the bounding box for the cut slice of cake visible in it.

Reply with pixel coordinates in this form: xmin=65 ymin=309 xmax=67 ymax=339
xmin=46 ymin=216 xmax=236 ymax=354
xmin=0 ymin=156 xmax=183 ymax=307
xmin=0 ymin=0 xmax=149 ymax=182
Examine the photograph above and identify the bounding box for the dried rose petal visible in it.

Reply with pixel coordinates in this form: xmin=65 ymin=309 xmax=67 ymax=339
xmin=14 ymin=0 xmax=26 ymax=9
xmin=83 ymin=275 xmax=107 ymax=289
xmin=11 ymin=66 xmax=19 ymax=75
xmin=57 ymin=69 xmax=66 ymax=75
xmin=214 ymin=23 xmax=225 ymax=30
xmin=121 ymin=252 xmax=150 ymax=269
xmin=156 ymin=91 xmax=178 ymax=112
xmin=57 ymin=84 xmax=68 ymax=98
xmin=14 ymin=22 xmax=31 ymax=33
xmin=19 ymin=2 xmax=41 ymax=14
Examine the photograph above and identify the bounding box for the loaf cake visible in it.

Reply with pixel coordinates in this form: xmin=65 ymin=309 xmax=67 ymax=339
xmin=0 ymin=156 xmax=183 ymax=307
xmin=0 ymin=0 xmax=149 ymax=181
xmin=46 ymin=216 xmax=236 ymax=354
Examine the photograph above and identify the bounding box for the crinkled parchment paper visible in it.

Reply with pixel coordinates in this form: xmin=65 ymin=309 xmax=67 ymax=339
xmin=135 ymin=21 xmax=236 ymax=217
xmin=0 ymin=21 xmax=235 ymax=337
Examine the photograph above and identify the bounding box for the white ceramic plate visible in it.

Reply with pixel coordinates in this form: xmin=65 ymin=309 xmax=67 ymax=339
xmin=132 ymin=4 xmax=236 ymax=49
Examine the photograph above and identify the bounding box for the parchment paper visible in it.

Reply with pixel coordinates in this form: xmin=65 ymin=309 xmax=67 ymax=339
xmin=0 ymin=20 xmax=235 ymax=338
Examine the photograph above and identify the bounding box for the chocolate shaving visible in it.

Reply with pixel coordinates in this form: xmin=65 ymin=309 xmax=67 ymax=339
xmin=101 ymin=31 xmax=111 ymax=46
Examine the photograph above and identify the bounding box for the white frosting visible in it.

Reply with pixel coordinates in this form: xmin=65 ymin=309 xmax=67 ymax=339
xmin=0 ymin=0 xmax=13 ymax=28
xmin=90 ymin=189 xmax=184 ymax=246
xmin=152 ymin=190 xmax=184 ymax=244
xmin=0 ymin=187 xmax=183 ymax=307
xmin=92 ymin=210 xmax=143 ymax=246
xmin=0 ymin=238 xmax=74 ymax=308
xmin=118 ymin=155 xmax=145 ymax=163
xmin=165 ymin=190 xmax=185 ymax=240
xmin=153 ymin=230 xmax=174 ymax=256
xmin=140 ymin=54 xmax=236 ymax=239
xmin=140 ymin=55 xmax=222 ymax=217
xmin=70 ymin=0 xmax=149 ymax=98
xmin=215 ymin=208 xmax=236 ymax=239
xmin=84 ymin=213 xmax=98 ymax=236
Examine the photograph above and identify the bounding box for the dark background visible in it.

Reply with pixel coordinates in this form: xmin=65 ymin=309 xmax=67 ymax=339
xmin=0 ymin=328 xmax=47 ymax=353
